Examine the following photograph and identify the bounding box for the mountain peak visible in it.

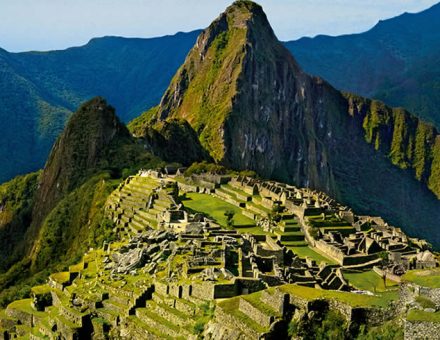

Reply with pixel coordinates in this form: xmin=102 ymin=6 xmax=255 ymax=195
xmin=224 ymin=0 xmax=264 ymax=22
xmin=155 ymin=0 xmax=301 ymax=161
xmin=224 ymin=0 xmax=276 ymax=37
xmin=30 ymin=97 xmax=130 ymax=231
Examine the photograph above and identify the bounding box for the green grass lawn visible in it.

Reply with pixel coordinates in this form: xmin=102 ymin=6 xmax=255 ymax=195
xmin=182 ymin=193 xmax=255 ymax=227
xmin=407 ymin=309 xmax=440 ymax=323
xmin=402 ymin=268 xmax=440 ymax=288
xmin=50 ymin=271 xmax=71 ymax=284
xmin=31 ymin=285 xmax=51 ymax=295
xmin=279 ymin=284 xmax=398 ymax=308
xmin=233 ymin=226 xmax=270 ymax=235
xmin=285 ymin=244 xmax=337 ymax=265
xmin=343 ymin=270 xmax=398 ymax=293
xmin=7 ymin=299 xmax=46 ymax=317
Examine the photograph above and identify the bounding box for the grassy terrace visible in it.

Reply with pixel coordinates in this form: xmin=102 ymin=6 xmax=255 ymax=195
xmin=343 ymin=270 xmax=398 ymax=292
xmin=246 ymin=201 xmax=271 ymax=214
xmin=241 ymin=290 xmax=280 ymax=317
xmin=218 ymin=297 xmax=267 ymax=333
xmin=31 ymin=284 xmax=51 ymax=295
xmin=221 ymin=184 xmax=250 ymax=198
xmin=402 ymin=268 xmax=440 ymax=288
xmin=50 ymin=271 xmax=71 ymax=284
xmin=278 ymin=284 xmax=398 ymax=308
xmin=407 ymin=309 xmax=440 ymax=323
xmin=7 ymin=299 xmax=46 ymax=317
xmin=182 ymin=193 xmax=255 ymax=227
xmin=283 ymin=243 xmax=337 ymax=265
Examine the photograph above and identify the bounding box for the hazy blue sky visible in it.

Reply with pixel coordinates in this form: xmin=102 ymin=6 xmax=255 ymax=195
xmin=0 ymin=0 xmax=438 ymax=52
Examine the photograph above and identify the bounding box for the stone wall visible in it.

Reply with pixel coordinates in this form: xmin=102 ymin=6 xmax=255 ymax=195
xmin=315 ymin=240 xmax=344 ymax=264
xmin=285 ymin=292 xmax=309 ymax=310
xmin=260 ymin=290 xmax=288 ymax=315
xmin=401 ymin=282 xmax=440 ymax=308
xmin=404 ymin=320 xmax=440 ymax=340
xmin=235 ymin=278 xmax=266 ymax=295
xmin=239 ymin=298 xmax=274 ymax=328
xmin=373 ymin=266 xmax=402 ymax=283
xmin=155 ymin=282 xmax=169 ymax=296
xmin=214 ymin=305 xmax=262 ymax=339
xmin=328 ymin=300 xmax=352 ymax=321
xmin=59 ymin=304 xmax=87 ymax=327
xmin=177 ymin=183 xmax=198 ymax=193
xmin=168 ymin=284 xmax=182 ymax=298
xmin=5 ymin=308 xmax=34 ymax=327
xmin=213 ymin=283 xmax=239 ymax=299
xmin=342 ymin=254 xmax=378 ymax=266
xmin=191 ymin=282 xmax=215 ymax=300
xmin=285 ymin=201 xmax=305 ymax=219
xmin=419 ymin=287 xmax=440 ymax=306
xmin=315 ymin=240 xmax=378 ymax=266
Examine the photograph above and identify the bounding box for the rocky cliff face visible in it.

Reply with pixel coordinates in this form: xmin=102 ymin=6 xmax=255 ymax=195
xmin=137 ymin=0 xmax=440 ymax=245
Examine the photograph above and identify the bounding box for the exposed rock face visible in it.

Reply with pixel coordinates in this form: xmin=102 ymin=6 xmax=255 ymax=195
xmin=137 ymin=0 xmax=440 ymax=245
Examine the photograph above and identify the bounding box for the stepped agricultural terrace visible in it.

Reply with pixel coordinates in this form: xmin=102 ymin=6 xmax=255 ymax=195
xmin=0 ymin=169 xmax=439 ymax=339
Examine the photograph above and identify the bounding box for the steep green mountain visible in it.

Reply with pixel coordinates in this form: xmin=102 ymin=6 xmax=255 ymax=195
xmin=0 ymin=172 xmax=40 ymax=272
xmin=285 ymin=2 xmax=440 ymax=128
xmin=135 ymin=0 xmax=440 ymax=246
xmin=0 ymin=97 xmax=163 ymax=306
xmin=0 ymin=31 xmax=199 ymax=183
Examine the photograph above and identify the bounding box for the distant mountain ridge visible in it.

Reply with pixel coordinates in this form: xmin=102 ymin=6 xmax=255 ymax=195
xmin=0 ymin=31 xmax=199 ymax=183
xmin=2 ymin=2 xmax=440 ymax=185
xmin=285 ymin=1 xmax=440 ymax=128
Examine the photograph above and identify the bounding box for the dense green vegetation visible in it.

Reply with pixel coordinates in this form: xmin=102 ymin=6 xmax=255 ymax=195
xmin=288 ymin=308 xmax=403 ymax=339
xmin=357 ymin=320 xmax=404 ymax=340
xmin=130 ymin=118 xmax=210 ymax=166
xmin=184 ymin=161 xmax=228 ymax=176
xmin=31 ymin=172 xmax=117 ymax=271
xmin=345 ymin=94 xmax=440 ymax=198
xmin=288 ymin=310 xmax=347 ymax=340
xmin=128 ymin=106 xmax=159 ymax=137
xmin=0 ymin=172 xmax=40 ymax=271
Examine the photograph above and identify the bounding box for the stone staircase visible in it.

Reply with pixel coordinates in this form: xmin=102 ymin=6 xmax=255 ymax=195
xmin=275 ymin=218 xmax=306 ymax=244
xmin=106 ymin=176 xmax=177 ymax=238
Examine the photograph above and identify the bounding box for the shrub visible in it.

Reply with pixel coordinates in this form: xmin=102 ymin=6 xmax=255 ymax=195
xmin=184 ymin=161 xmax=227 ymax=176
